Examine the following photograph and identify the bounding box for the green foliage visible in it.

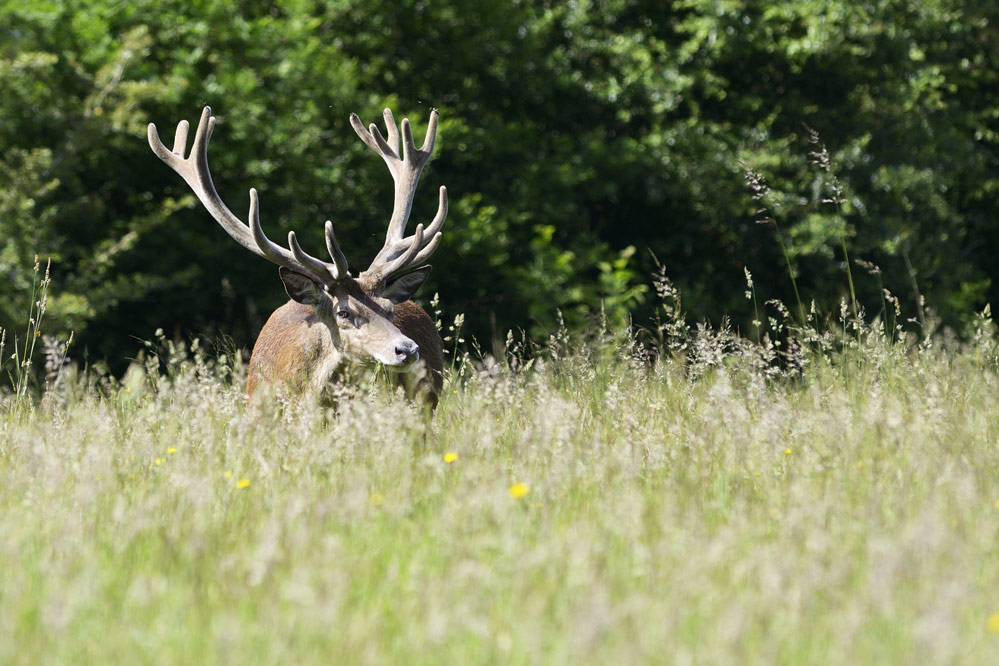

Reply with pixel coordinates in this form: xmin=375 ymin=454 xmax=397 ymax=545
xmin=1 ymin=0 xmax=996 ymax=367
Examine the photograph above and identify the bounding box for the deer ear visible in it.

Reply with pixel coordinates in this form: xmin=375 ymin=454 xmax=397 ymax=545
xmin=279 ymin=267 xmax=323 ymax=305
xmin=382 ymin=266 xmax=432 ymax=304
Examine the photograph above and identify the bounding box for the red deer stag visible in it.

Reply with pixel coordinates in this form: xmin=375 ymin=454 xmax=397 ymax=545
xmin=147 ymin=106 xmax=447 ymax=406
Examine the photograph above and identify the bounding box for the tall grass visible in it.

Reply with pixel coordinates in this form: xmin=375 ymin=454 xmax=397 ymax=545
xmin=3 ymin=134 xmax=997 ymax=663
xmin=1 ymin=257 xmax=53 ymax=413
xmin=2 ymin=285 xmax=999 ymax=665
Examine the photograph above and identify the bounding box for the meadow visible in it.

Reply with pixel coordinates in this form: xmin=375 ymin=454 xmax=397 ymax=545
xmin=4 ymin=3 xmax=996 ymax=662
xmin=3 ymin=287 xmax=999 ymax=666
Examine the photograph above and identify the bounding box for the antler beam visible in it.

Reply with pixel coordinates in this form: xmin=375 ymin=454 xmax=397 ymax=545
xmin=350 ymin=108 xmax=448 ymax=282
xmin=147 ymin=106 xmax=350 ymax=283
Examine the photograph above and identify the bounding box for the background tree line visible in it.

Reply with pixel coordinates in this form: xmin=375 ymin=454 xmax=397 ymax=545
xmin=2 ymin=0 xmax=997 ymax=372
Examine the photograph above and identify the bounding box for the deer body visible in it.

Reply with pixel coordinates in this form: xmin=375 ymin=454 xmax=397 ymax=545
xmin=148 ymin=105 xmax=449 ymax=407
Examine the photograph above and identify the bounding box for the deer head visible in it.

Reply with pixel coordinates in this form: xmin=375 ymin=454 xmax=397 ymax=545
xmin=147 ymin=106 xmax=448 ymax=382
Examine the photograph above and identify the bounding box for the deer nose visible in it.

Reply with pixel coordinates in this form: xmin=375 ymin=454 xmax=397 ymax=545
xmin=395 ymin=340 xmax=419 ymax=363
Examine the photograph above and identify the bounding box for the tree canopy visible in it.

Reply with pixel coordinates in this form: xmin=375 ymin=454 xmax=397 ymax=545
xmin=2 ymin=0 xmax=997 ymax=369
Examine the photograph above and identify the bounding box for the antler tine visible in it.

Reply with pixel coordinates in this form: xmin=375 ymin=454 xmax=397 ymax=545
xmin=400 ymin=117 xmax=414 ymax=163
xmin=350 ymin=114 xmax=378 ymax=153
xmin=287 ymin=230 xmax=336 ymax=279
xmin=171 ymin=119 xmax=189 ymax=155
xmin=351 ymin=107 xmax=448 ymax=282
xmin=378 ymin=224 xmax=425 ymax=279
xmin=420 ymin=109 xmax=438 ymax=153
xmin=408 ymin=231 xmax=443 ymax=267
xmin=149 ymin=106 xmax=346 ymax=284
xmin=368 ymin=121 xmax=398 ymax=159
xmin=324 ymin=221 xmax=350 ymax=278
xmin=382 ymin=108 xmax=400 ymax=157
xmin=423 ymin=185 xmax=448 ymax=237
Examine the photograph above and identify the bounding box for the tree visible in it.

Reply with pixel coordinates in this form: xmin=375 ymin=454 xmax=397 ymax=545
xmin=1 ymin=0 xmax=996 ymax=376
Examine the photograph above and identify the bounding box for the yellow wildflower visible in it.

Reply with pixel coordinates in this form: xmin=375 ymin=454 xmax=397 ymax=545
xmin=167 ymin=448 xmax=176 ymax=455
xmin=237 ymin=479 xmax=251 ymax=489
xmin=784 ymin=448 xmax=792 ymax=455
xmin=988 ymin=612 xmax=999 ymax=634
xmin=443 ymin=452 xmax=458 ymax=464
xmin=509 ymin=482 xmax=530 ymax=499
xmin=155 ymin=458 xmax=163 ymax=466
xmin=224 ymin=471 xmax=233 ymax=478
xmin=371 ymin=493 xmax=385 ymax=507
